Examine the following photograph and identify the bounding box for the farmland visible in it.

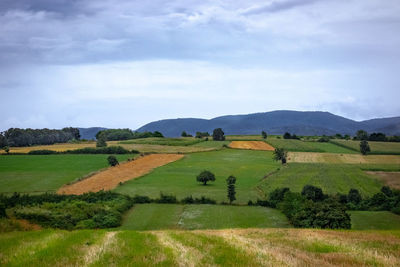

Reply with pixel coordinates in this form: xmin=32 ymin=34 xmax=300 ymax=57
xmin=350 ymin=211 xmax=400 ymax=230
xmin=288 ymin=152 xmax=400 ymax=164
xmin=1 ymin=228 xmax=400 ymax=266
xmin=266 ymin=138 xmax=356 ymax=153
xmin=0 ymin=154 xmax=134 ymax=194
xmin=331 ymin=139 xmax=400 ymax=154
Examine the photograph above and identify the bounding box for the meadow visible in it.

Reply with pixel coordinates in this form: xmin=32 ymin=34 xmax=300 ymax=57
xmin=350 ymin=211 xmax=400 ymax=230
xmin=119 ymin=204 xmax=290 ymax=230
xmin=0 ymin=154 xmax=134 ymax=194
xmin=1 ymin=228 xmax=400 ymax=266
xmin=266 ymin=138 xmax=356 ymax=153
xmin=331 ymin=139 xmax=400 ymax=154
xmin=119 ymin=137 xmax=204 ymax=146
xmin=114 ymin=149 xmax=280 ymax=203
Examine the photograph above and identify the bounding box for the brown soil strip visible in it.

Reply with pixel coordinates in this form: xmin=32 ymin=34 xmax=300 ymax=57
xmin=288 ymin=152 xmax=400 ymax=164
xmin=229 ymin=141 xmax=275 ymax=151
xmin=57 ymin=154 xmax=184 ymax=195
xmin=366 ymin=171 xmax=400 ymax=189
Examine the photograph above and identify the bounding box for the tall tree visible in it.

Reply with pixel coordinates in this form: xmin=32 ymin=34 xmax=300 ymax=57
xmin=273 ymin=148 xmax=287 ymax=164
xmin=261 ymin=131 xmax=267 ymax=139
xmin=360 ymin=140 xmax=370 ymax=155
xmin=96 ymin=133 xmax=108 ymax=147
xmin=226 ymin=175 xmax=236 ymax=204
xmin=212 ymin=128 xmax=225 ymax=141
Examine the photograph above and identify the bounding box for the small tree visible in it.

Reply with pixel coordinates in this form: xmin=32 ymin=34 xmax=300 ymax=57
xmin=196 ymin=170 xmax=216 ymax=185
xmin=273 ymin=148 xmax=287 ymax=164
xmin=96 ymin=133 xmax=107 ymax=148
xmin=283 ymin=132 xmax=291 ymax=139
xmin=212 ymin=128 xmax=225 ymax=141
xmin=360 ymin=140 xmax=370 ymax=155
xmin=226 ymin=175 xmax=236 ymax=204
xmin=261 ymin=131 xmax=267 ymax=139
xmin=181 ymin=131 xmax=188 ymax=137
xmin=4 ymin=146 xmax=10 ymax=154
xmin=107 ymin=155 xmax=119 ymax=167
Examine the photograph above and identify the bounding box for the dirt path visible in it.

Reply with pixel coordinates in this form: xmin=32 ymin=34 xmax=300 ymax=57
xmin=229 ymin=141 xmax=275 ymax=151
xmin=57 ymin=154 xmax=184 ymax=195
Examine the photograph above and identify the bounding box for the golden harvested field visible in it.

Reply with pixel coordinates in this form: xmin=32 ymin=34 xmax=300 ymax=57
xmin=366 ymin=171 xmax=400 ymax=189
xmin=3 ymin=142 xmax=96 ymax=153
xmin=288 ymin=152 xmax=400 ymax=164
xmin=1 ymin=228 xmax=400 ymax=266
xmin=114 ymin=142 xmax=216 ymax=153
xmin=229 ymin=141 xmax=275 ymax=151
xmin=57 ymin=154 xmax=184 ymax=195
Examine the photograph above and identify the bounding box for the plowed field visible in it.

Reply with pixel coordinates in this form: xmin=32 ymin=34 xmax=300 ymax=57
xmin=57 ymin=154 xmax=184 ymax=195
xmin=229 ymin=141 xmax=274 ymax=151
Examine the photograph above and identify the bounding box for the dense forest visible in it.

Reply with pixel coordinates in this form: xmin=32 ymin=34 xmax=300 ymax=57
xmin=0 ymin=128 xmax=80 ymax=147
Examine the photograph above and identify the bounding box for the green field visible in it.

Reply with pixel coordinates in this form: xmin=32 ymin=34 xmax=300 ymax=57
xmin=120 ymin=137 xmax=204 ymax=146
xmin=120 ymin=204 xmax=290 ymax=230
xmin=226 ymin=135 xmax=265 ymax=140
xmin=258 ymin=163 xmax=383 ymax=197
xmin=0 ymin=154 xmax=133 ymax=194
xmin=1 ymin=228 xmax=400 ymax=266
xmin=114 ymin=149 xmax=279 ymax=203
xmin=266 ymin=138 xmax=356 ymax=153
xmin=331 ymin=140 xmax=400 ymax=154
xmin=350 ymin=211 xmax=400 ymax=230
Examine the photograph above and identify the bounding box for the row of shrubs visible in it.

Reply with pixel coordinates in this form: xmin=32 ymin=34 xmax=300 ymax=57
xmin=27 ymin=146 xmax=139 ymax=155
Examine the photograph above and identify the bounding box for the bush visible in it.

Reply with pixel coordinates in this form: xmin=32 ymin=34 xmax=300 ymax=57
xmin=28 ymin=150 xmax=58 ymax=155
xmin=155 ymin=193 xmax=177 ymax=203
xmin=65 ymin=146 xmax=135 ymax=154
xmin=301 ymin=185 xmax=325 ymax=202
xmin=107 ymin=155 xmax=119 ymax=167
xmin=268 ymin=187 xmax=290 ymax=208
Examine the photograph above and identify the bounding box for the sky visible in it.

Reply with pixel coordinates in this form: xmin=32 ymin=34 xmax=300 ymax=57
xmin=1 ymin=0 xmax=400 ymax=131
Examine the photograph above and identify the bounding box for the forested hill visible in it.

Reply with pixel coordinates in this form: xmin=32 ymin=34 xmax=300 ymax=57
xmin=136 ymin=111 xmax=400 ymax=137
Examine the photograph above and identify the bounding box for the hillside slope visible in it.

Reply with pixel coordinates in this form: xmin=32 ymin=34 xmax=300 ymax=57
xmin=137 ymin=110 xmax=400 ymax=137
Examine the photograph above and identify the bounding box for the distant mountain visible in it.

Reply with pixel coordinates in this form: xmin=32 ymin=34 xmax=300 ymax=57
xmin=136 ymin=111 xmax=400 ymax=137
xmin=78 ymin=127 xmax=107 ymax=140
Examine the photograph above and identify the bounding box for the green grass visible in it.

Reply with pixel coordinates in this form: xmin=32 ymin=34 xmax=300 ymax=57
xmin=331 ymin=140 xmax=400 ymax=155
xmin=225 ymin=135 xmax=265 ymax=141
xmin=350 ymin=211 xmax=400 ymax=230
xmin=120 ymin=137 xmax=204 ymax=146
xmin=266 ymin=138 xmax=356 ymax=153
xmin=119 ymin=204 xmax=290 ymax=230
xmin=190 ymin=140 xmax=230 ymax=148
xmin=0 ymin=154 xmax=134 ymax=194
xmin=114 ymin=149 xmax=280 ymax=203
xmin=258 ymin=163 xmax=383 ymax=197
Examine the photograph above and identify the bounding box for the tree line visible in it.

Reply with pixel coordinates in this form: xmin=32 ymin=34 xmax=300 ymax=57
xmin=0 ymin=127 xmax=80 ymax=147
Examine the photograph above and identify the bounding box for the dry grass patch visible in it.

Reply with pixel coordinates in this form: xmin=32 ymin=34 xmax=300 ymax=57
xmin=57 ymin=154 xmax=184 ymax=195
xmin=366 ymin=171 xmax=400 ymax=189
xmin=3 ymin=142 xmax=96 ymax=154
xmin=288 ymin=152 xmax=400 ymax=164
xmin=229 ymin=141 xmax=275 ymax=151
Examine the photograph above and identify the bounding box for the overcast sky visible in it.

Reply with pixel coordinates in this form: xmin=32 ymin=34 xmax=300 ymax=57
xmin=1 ymin=0 xmax=400 ymax=131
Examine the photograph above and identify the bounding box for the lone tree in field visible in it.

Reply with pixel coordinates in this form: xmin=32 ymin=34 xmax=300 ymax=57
xmin=360 ymin=140 xmax=370 ymax=155
xmin=261 ymin=131 xmax=267 ymax=139
xmin=196 ymin=170 xmax=216 ymax=185
xmin=273 ymin=148 xmax=287 ymax=164
xmin=107 ymin=155 xmax=119 ymax=167
xmin=226 ymin=175 xmax=236 ymax=204
xmin=212 ymin=128 xmax=225 ymax=141
xmin=96 ymin=133 xmax=107 ymax=148
xmin=181 ymin=131 xmax=188 ymax=137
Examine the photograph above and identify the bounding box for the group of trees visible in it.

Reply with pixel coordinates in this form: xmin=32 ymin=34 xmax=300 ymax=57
xmin=354 ymin=130 xmax=400 ymax=142
xmin=0 ymin=127 xmax=80 ymax=147
xmin=283 ymin=132 xmax=300 ymax=140
xmin=96 ymin=129 xmax=164 ymax=141
xmin=212 ymin=128 xmax=225 ymax=141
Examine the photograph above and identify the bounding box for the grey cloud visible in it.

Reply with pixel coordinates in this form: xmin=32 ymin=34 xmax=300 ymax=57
xmin=242 ymin=0 xmax=318 ymax=15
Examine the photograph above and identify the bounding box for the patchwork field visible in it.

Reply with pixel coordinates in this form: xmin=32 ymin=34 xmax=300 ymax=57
xmin=115 ymin=149 xmax=279 ymax=203
xmin=1 ymin=142 xmax=96 ymax=154
xmin=119 ymin=137 xmax=204 ymax=146
xmin=120 ymin=204 xmax=290 ymax=230
xmin=266 ymin=138 xmax=356 ymax=153
xmin=331 ymin=140 xmax=400 ymax=154
xmin=366 ymin=171 xmax=400 ymax=189
xmin=350 ymin=211 xmax=400 ymax=230
xmin=1 ymin=229 xmax=400 ymax=266
xmin=0 ymin=154 xmax=134 ymax=194
xmin=58 ymin=154 xmax=184 ymax=195
xmin=114 ymin=141 xmax=226 ymax=153
xmin=288 ymin=152 xmax=400 ymax=164
xmin=229 ymin=141 xmax=275 ymax=151
xmin=258 ymin=163 xmax=383 ymax=196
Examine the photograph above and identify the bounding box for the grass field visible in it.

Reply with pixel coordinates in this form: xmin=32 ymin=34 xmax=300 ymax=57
xmin=226 ymin=135 xmax=265 ymax=140
xmin=120 ymin=204 xmax=290 ymax=230
xmin=0 ymin=154 xmax=134 ymax=194
xmin=350 ymin=211 xmax=400 ymax=230
xmin=1 ymin=229 xmax=400 ymax=266
xmin=257 ymin=163 xmax=383 ymax=197
xmin=266 ymin=138 xmax=356 ymax=153
xmin=288 ymin=152 xmax=400 ymax=164
xmin=366 ymin=171 xmax=400 ymax=189
xmin=331 ymin=140 xmax=400 ymax=154
xmin=119 ymin=137 xmax=204 ymax=146
xmin=115 ymin=149 xmax=279 ymax=203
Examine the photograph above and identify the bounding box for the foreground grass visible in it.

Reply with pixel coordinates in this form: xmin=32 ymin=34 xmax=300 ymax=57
xmin=0 ymin=154 xmax=133 ymax=194
xmin=114 ymin=149 xmax=279 ymax=203
xmin=120 ymin=204 xmax=290 ymax=230
xmin=266 ymin=138 xmax=356 ymax=153
xmin=331 ymin=140 xmax=400 ymax=155
xmin=1 ymin=228 xmax=400 ymax=266
xmin=258 ymin=163 xmax=383 ymax=197
xmin=350 ymin=211 xmax=400 ymax=230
